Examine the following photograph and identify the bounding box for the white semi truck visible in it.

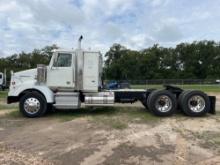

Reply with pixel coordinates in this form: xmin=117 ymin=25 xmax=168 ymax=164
xmin=7 ymin=37 xmax=216 ymax=117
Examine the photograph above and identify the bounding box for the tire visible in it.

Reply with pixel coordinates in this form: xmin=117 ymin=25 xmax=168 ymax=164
xmin=178 ymin=90 xmax=188 ymax=111
xmin=178 ymin=90 xmax=210 ymax=117
xmin=141 ymin=93 xmax=148 ymax=110
xmin=19 ymin=92 xmax=47 ymax=118
xmin=147 ymin=90 xmax=177 ymax=116
xmin=46 ymin=103 xmax=55 ymax=114
xmin=141 ymin=100 xmax=148 ymax=110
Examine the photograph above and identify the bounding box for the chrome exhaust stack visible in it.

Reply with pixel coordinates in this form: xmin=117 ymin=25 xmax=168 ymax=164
xmin=78 ymin=35 xmax=83 ymax=50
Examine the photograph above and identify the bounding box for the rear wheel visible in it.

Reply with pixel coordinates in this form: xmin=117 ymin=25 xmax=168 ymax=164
xmin=178 ymin=90 xmax=210 ymax=117
xmin=19 ymin=92 xmax=47 ymax=118
xmin=147 ymin=90 xmax=177 ymax=116
xmin=141 ymin=93 xmax=149 ymax=109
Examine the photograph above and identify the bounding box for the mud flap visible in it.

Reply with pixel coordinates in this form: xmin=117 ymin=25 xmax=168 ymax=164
xmin=209 ymin=96 xmax=216 ymax=114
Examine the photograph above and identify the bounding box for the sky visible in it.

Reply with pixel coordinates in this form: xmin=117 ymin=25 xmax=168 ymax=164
xmin=0 ymin=0 xmax=220 ymax=57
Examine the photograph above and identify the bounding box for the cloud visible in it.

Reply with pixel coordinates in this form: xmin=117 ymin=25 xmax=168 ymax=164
xmin=0 ymin=0 xmax=220 ymax=57
xmin=154 ymin=25 xmax=183 ymax=42
xmin=150 ymin=0 xmax=171 ymax=7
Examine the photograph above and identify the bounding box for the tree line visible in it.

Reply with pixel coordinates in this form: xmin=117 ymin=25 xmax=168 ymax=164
xmin=0 ymin=40 xmax=220 ymax=80
xmin=0 ymin=45 xmax=58 ymax=77
xmin=104 ymin=41 xmax=220 ymax=80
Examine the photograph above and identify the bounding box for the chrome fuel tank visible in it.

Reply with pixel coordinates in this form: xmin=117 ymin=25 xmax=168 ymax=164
xmin=85 ymin=92 xmax=114 ymax=106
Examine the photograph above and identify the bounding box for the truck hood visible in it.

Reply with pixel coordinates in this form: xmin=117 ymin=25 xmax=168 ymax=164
xmin=14 ymin=68 xmax=37 ymax=78
xmin=11 ymin=68 xmax=37 ymax=88
xmin=9 ymin=68 xmax=39 ymax=96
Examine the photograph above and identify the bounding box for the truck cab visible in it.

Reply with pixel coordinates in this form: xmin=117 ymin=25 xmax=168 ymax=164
xmin=7 ymin=40 xmax=114 ymax=117
xmin=45 ymin=49 xmax=102 ymax=92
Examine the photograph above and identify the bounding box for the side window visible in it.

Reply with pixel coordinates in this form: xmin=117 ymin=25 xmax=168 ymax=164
xmin=0 ymin=74 xmax=2 ymax=79
xmin=54 ymin=53 xmax=72 ymax=67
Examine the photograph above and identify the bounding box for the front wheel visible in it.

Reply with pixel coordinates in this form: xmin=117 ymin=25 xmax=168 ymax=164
xmin=19 ymin=92 xmax=47 ymax=118
xmin=147 ymin=90 xmax=177 ymax=116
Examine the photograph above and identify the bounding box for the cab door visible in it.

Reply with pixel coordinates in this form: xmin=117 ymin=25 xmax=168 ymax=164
xmin=47 ymin=52 xmax=75 ymax=88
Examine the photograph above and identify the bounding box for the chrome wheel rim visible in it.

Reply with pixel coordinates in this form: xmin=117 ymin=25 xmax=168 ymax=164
xmin=188 ymin=95 xmax=205 ymax=113
xmin=24 ymin=97 xmax=40 ymax=114
xmin=155 ymin=95 xmax=172 ymax=112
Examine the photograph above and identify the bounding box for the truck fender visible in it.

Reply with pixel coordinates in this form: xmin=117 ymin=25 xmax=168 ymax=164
xmin=25 ymin=86 xmax=54 ymax=103
xmin=9 ymin=85 xmax=54 ymax=103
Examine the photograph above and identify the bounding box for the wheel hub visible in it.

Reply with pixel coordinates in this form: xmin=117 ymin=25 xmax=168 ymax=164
xmin=190 ymin=100 xmax=198 ymax=107
xmin=155 ymin=95 xmax=172 ymax=112
xmin=24 ymin=97 xmax=40 ymax=114
xmin=158 ymin=100 xmax=166 ymax=106
xmin=188 ymin=95 xmax=205 ymax=113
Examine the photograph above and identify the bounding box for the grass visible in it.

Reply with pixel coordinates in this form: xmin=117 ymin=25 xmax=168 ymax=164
xmin=0 ymin=90 xmax=17 ymax=110
xmin=0 ymin=104 xmax=17 ymax=110
xmin=4 ymin=107 xmax=159 ymax=130
xmin=93 ymin=116 xmax=128 ymax=129
xmin=0 ymin=90 xmax=8 ymax=99
xmin=49 ymin=107 xmax=118 ymax=121
xmin=49 ymin=107 xmax=160 ymax=129
xmin=5 ymin=110 xmax=22 ymax=118
xmin=131 ymin=84 xmax=220 ymax=92
xmin=2 ymin=106 xmax=159 ymax=129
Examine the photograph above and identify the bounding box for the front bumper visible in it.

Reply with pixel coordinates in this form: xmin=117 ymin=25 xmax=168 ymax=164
xmin=7 ymin=96 xmax=19 ymax=104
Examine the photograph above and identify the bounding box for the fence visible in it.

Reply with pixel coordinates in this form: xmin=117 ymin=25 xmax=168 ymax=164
xmin=105 ymin=79 xmax=220 ymax=92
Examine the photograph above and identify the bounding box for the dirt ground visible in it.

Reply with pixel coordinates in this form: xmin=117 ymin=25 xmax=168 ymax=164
xmin=0 ymin=93 xmax=220 ymax=165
